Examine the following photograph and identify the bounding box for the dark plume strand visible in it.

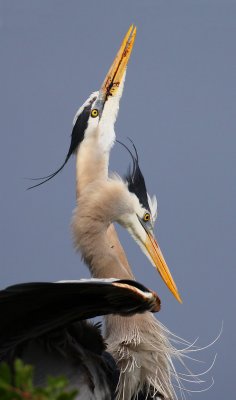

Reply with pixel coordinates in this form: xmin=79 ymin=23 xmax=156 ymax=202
xmin=127 ymin=137 xmax=139 ymax=162
xmin=0 ymin=279 xmax=157 ymax=357
xmin=117 ymin=139 xmax=150 ymax=212
xmin=27 ymin=99 xmax=95 ymax=190
xmin=116 ymin=139 xmax=136 ymax=165
xmin=27 ymin=162 xmax=68 ymax=189
xmin=116 ymin=139 xmax=138 ymax=188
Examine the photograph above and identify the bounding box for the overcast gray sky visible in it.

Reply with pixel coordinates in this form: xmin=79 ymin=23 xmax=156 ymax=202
xmin=1 ymin=0 xmax=235 ymax=398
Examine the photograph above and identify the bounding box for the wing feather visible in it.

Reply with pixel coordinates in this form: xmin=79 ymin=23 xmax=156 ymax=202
xmin=0 ymin=279 xmax=159 ymax=357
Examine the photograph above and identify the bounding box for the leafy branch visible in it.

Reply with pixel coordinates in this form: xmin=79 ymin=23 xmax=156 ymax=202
xmin=0 ymin=359 xmax=78 ymax=400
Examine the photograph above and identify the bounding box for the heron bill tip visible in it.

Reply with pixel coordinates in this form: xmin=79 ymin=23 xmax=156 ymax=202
xmin=100 ymin=25 xmax=136 ymax=99
xmin=145 ymin=233 xmax=182 ymax=303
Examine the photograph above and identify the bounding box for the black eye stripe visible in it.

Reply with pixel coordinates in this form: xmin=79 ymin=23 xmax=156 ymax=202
xmin=28 ymin=96 xmax=97 ymax=189
xmin=68 ymin=96 xmax=97 ymax=158
xmin=69 ymin=104 xmax=92 ymax=155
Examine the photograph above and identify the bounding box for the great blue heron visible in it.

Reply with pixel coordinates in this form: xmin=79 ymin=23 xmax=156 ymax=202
xmin=1 ymin=26 xmax=212 ymax=400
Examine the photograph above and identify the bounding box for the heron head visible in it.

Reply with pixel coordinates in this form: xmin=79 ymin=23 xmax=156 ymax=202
xmin=28 ymin=25 xmax=136 ymax=189
xmin=72 ymin=25 xmax=136 ymax=149
xmin=114 ymin=143 xmax=182 ymax=304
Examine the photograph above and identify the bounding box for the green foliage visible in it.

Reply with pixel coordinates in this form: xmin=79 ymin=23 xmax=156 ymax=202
xmin=0 ymin=359 xmax=78 ymax=400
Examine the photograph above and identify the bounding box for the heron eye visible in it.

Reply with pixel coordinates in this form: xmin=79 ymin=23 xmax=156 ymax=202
xmin=143 ymin=212 xmax=150 ymax=222
xmin=91 ymin=109 xmax=99 ymax=118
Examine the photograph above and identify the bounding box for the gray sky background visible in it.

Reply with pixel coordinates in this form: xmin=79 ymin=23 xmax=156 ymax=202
xmin=1 ymin=1 xmax=235 ymax=398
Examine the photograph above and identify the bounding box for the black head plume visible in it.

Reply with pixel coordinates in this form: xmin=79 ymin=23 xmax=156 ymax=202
xmin=28 ymin=97 xmax=96 ymax=189
xmin=117 ymin=139 xmax=150 ymax=212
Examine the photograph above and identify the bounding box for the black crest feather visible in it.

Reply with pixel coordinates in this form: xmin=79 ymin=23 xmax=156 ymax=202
xmin=28 ymin=97 xmax=96 ymax=189
xmin=117 ymin=139 xmax=150 ymax=212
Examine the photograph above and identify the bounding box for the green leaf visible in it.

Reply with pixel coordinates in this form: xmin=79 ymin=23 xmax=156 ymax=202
xmin=14 ymin=359 xmax=34 ymax=391
xmin=0 ymin=359 xmax=79 ymax=400
xmin=0 ymin=363 xmax=11 ymax=385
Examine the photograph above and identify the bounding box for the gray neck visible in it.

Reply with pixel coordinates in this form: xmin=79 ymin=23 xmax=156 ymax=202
xmin=72 ymin=181 xmax=134 ymax=280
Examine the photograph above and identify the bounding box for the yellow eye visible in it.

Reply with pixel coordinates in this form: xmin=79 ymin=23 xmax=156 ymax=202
xmin=143 ymin=212 xmax=150 ymax=222
xmin=91 ymin=109 xmax=99 ymax=118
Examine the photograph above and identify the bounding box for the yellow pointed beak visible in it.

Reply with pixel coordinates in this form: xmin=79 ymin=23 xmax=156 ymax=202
xmin=145 ymin=232 xmax=182 ymax=303
xmin=99 ymin=24 xmax=136 ymax=98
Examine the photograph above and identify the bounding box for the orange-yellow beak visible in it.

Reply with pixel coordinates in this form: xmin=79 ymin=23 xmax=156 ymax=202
xmin=99 ymin=24 xmax=136 ymax=99
xmin=145 ymin=232 xmax=182 ymax=303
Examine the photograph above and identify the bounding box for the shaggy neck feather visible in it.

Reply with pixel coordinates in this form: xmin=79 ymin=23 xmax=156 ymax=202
xmin=72 ymin=181 xmax=134 ymax=280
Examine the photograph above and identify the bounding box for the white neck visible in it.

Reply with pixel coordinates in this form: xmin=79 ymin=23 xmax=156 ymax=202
xmin=76 ymin=135 xmax=109 ymax=196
